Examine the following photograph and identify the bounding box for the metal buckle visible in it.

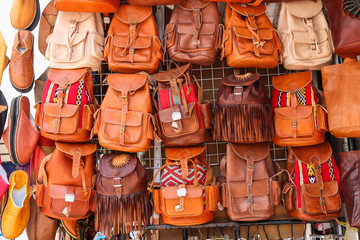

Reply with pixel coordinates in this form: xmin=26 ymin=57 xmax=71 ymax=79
xmin=234 ymin=86 xmax=243 ymax=95
xmin=113 ymin=177 xmax=122 ymax=187
xmin=291 ymin=120 xmax=298 ymax=128
xmin=247 ymin=196 xmax=254 ymax=204
xmin=55 ymin=118 xmax=61 ymax=126
xmin=310 ymin=42 xmax=317 ymax=50
xmin=319 ymin=197 xmax=325 ymax=206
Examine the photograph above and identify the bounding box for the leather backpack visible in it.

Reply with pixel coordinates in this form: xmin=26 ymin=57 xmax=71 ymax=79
xmin=152 ymin=64 xmax=212 ymax=147
xmin=222 ymin=3 xmax=281 ymax=69
xmin=218 ymin=143 xmax=280 ymax=221
xmin=324 ymin=0 xmax=360 ymax=58
xmin=149 ymin=146 xmax=220 ymax=226
xmin=36 ymin=142 xmax=96 ymax=221
xmin=104 ymin=5 xmax=163 ymax=74
xmin=128 ymin=0 xmax=183 ymax=5
xmin=95 ymin=153 xmax=151 ymax=236
xmin=54 ymin=0 xmax=120 ymax=13
xmin=321 ymin=58 xmax=360 ymax=138
xmin=282 ymin=142 xmax=341 ymax=221
xmin=94 ymin=73 xmax=154 ymax=152
xmin=35 ymin=68 xmax=99 ymax=142
xmin=164 ymin=0 xmax=222 ymax=65
xmin=271 ymin=71 xmax=328 ymax=146
xmin=214 ymin=73 xmax=274 ymax=143
xmin=45 ymin=11 xmax=104 ymax=71
xmin=277 ymin=0 xmax=334 ymax=70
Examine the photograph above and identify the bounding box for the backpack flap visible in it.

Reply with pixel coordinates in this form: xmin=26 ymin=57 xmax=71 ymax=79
xmin=229 ymin=3 xmax=266 ymax=17
xmin=284 ymin=0 xmax=323 ymax=19
xmin=272 ymin=71 xmax=312 ymax=94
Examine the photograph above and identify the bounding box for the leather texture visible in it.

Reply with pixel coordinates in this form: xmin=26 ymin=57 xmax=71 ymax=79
xmin=45 ymin=11 xmax=104 ymax=71
xmin=9 ymin=30 xmax=34 ymax=93
xmin=35 ymin=68 xmax=98 ymax=142
xmin=36 ymin=142 xmax=96 ymax=220
xmin=10 ymin=0 xmax=40 ymax=31
xmin=283 ymin=142 xmax=341 ymax=221
xmin=149 ymin=146 xmax=219 ymax=226
xmin=0 ymin=31 xmax=9 ymax=86
xmin=1 ymin=170 xmax=30 ymax=239
xmin=223 ymin=3 xmax=281 ymax=69
xmin=38 ymin=0 xmax=58 ymax=57
xmin=95 ymin=153 xmax=151 ymax=236
xmin=152 ymin=64 xmax=212 ymax=146
xmin=277 ymin=0 xmax=334 ymax=70
xmin=26 ymin=197 xmax=58 ymax=240
xmin=322 ymin=58 xmax=360 ymax=138
xmin=219 ymin=143 xmax=278 ymax=221
xmin=128 ymin=0 xmax=183 ymax=5
xmin=3 ymin=96 xmax=40 ymax=166
xmin=323 ymin=0 xmax=360 ymax=58
xmin=164 ymin=0 xmax=221 ymax=65
xmin=104 ymin=5 xmax=163 ymax=74
xmin=94 ymin=73 xmax=154 ymax=152
xmin=271 ymin=71 xmax=327 ymax=146
xmin=54 ymin=0 xmax=120 ymax=13
xmin=338 ymin=150 xmax=360 ymax=228
xmin=214 ymin=73 xmax=274 ymax=143
xmin=0 ymin=90 xmax=8 ymax=139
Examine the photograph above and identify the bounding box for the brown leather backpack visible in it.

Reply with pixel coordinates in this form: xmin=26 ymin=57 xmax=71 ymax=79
xmin=149 ymin=146 xmax=220 ymax=226
xmin=152 ymin=64 xmax=212 ymax=147
xmin=128 ymin=0 xmax=183 ymax=5
xmin=164 ymin=0 xmax=222 ymax=65
xmin=214 ymin=73 xmax=274 ymax=143
xmin=222 ymin=3 xmax=281 ymax=69
xmin=104 ymin=5 xmax=163 ymax=74
xmin=95 ymin=153 xmax=151 ymax=236
xmin=94 ymin=73 xmax=155 ymax=152
xmin=271 ymin=71 xmax=328 ymax=146
xmin=36 ymin=142 xmax=96 ymax=221
xmin=218 ymin=143 xmax=280 ymax=221
xmin=282 ymin=142 xmax=342 ymax=221
xmin=35 ymin=68 xmax=99 ymax=142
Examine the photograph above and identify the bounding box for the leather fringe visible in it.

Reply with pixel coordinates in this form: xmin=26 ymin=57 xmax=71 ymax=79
xmin=214 ymin=103 xmax=274 ymax=143
xmin=94 ymin=188 xmax=152 ymax=237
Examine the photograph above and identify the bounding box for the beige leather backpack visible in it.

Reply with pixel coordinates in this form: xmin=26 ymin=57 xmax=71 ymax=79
xmin=277 ymin=0 xmax=334 ymax=70
xmin=45 ymin=11 xmax=104 ymax=71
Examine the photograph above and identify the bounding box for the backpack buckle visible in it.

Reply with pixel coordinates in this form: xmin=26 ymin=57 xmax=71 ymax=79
xmin=113 ymin=177 xmax=122 ymax=187
xmin=234 ymin=86 xmax=243 ymax=95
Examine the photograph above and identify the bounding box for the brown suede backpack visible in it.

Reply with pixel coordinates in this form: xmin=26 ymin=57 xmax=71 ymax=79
xmin=164 ymin=0 xmax=222 ymax=65
xmin=95 ymin=153 xmax=152 ymax=236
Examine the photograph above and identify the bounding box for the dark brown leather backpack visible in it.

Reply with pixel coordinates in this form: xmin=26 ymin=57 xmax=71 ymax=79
xmin=95 ymin=153 xmax=151 ymax=236
xmin=152 ymin=64 xmax=212 ymax=147
xmin=164 ymin=0 xmax=222 ymax=65
xmin=218 ymin=143 xmax=281 ymax=221
xmin=214 ymin=73 xmax=274 ymax=143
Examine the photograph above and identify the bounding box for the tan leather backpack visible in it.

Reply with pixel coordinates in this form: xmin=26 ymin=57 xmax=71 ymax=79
xmin=104 ymin=5 xmax=163 ymax=74
xmin=164 ymin=0 xmax=222 ymax=65
xmin=35 ymin=68 xmax=99 ymax=142
xmin=94 ymin=73 xmax=154 ymax=152
xmin=218 ymin=143 xmax=281 ymax=221
xmin=36 ymin=142 xmax=96 ymax=221
xmin=45 ymin=11 xmax=104 ymax=71
xmin=222 ymin=3 xmax=281 ymax=69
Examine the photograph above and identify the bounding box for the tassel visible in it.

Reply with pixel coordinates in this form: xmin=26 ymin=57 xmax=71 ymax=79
xmin=214 ymin=103 xmax=274 ymax=143
xmin=94 ymin=188 xmax=152 ymax=237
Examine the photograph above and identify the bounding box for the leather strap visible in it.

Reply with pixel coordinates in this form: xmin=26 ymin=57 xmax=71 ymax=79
xmin=119 ymin=89 xmax=130 ymax=146
xmin=71 ymin=147 xmax=82 ymax=179
xmin=120 ymin=22 xmax=139 ymax=62
xmin=220 ymin=155 xmax=226 ymax=177
xmin=245 ymin=150 xmax=256 ymax=215
xmin=36 ymin=153 xmax=53 ymax=186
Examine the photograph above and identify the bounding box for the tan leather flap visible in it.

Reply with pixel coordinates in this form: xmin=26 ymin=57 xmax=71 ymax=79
xmin=158 ymin=102 xmax=196 ymax=123
xmin=177 ymin=23 xmax=216 ymax=35
xmin=48 ymin=68 xmax=89 ymax=86
xmin=290 ymin=142 xmax=332 ymax=165
xmin=302 ymin=181 xmax=339 ymax=198
xmin=49 ymin=184 xmax=92 ymax=201
xmin=274 ymin=105 xmax=313 ymax=120
xmin=99 ymin=153 xmax=137 ymax=178
xmin=107 ymin=74 xmax=147 ymax=93
xmin=272 ymin=71 xmax=312 ymax=92
xmin=161 ymin=184 xmax=203 ymax=199
xmin=230 ymin=143 xmax=270 ymax=162
xmin=60 ymin=11 xmax=93 ymax=23
xmin=165 ymin=146 xmax=205 ymax=160
xmin=49 ymin=32 xmax=87 ymax=46
xmin=152 ymin=63 xmax=191 ymax=83
xmin=229 ymin=3 xmax=266 ymax=17
xmin=221 ymin=73 xmax=260 ymax=87
xmin=228 ymin=179 xmax=269 ymax=197
xmin=179 ymin=0 xmax=211 ymax=10
xmin=55 ymin=142 xmax=97 ymax=157
xmin=43 ymin=102 xmax=78 ymax=118
xmin=293 ymin=30 xmax=329 ymax=44
xmin=113 ymin=35 xmax=152 ymax=49
xmin=233 ymin=27 xmax=273 ymax=40
xmin=103 ymin=109 xmax=142 ymax=127
xmin=284 ymin=0 xmax=323 ymax=19
xmin=115 ymin=5 xmax=152 ymax=24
